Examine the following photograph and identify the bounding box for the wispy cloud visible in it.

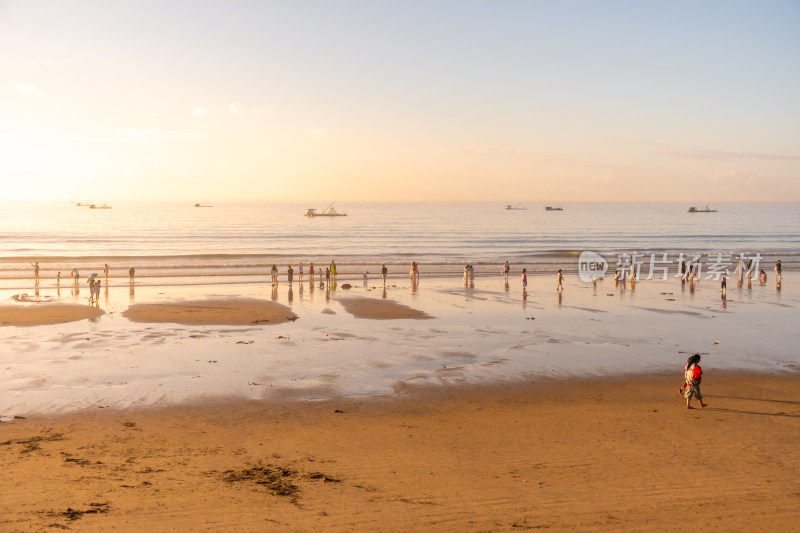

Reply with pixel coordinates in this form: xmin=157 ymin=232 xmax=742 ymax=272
xmin=662 ymin=150 xmax=800 ymax=162
xmin=116 ymin=129 xmax=208 ymax=143
xmin=12 ymin=82 xmax=41 ymax=96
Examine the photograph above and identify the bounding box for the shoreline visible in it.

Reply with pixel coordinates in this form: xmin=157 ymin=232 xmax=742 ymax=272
xmin=3 ymin=372 xmax=799 ymax=531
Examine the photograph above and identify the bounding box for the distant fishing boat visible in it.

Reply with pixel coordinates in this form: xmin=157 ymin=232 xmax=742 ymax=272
xmin=194 ymin=203 xmax=213 ymax=207
xmin=89 ymin=203 xmax=112 ymax=209
xmin=75 ymin=202 xmax=91 ymax=207
xmin=305 ymin=202 xmax=347 ymax=217
xmin=545 ymin=205 xmax=563 ymax=211
xmin=504 ymin=203 xmax=527 ymax=210
xmin=688 ymin=205 xmax=717 ymax=213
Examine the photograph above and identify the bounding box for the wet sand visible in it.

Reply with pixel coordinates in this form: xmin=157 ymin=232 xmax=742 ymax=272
xmin=2 ymin=372 xmax=799 ymax=531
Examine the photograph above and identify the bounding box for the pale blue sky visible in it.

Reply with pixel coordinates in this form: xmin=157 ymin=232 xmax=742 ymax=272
xmin=1 ymin=0 xmax=798 ymax=201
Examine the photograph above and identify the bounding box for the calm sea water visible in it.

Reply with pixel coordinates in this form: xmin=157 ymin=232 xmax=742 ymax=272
xmin=1 ymin=201 xmax=797 ymax=285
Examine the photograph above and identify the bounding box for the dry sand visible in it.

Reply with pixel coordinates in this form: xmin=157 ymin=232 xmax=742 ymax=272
xmin=122 ymin=298 xmax=298 ymax=326
xmin=2 ymin=372 xmax=798 ymax=532
xmin=0 ymin=304 xmax=104 ymax=326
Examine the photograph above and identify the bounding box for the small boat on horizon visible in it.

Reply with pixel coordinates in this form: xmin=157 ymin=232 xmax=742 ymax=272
xmin=688 ymin=205 xmax=717 ymax=213
xmin=89 ymin=203 xmax=112 ymax=209
xmin=194 ymin=203 xmax=213 ymax=207
xmin=504 ymin=203 xmax=527 ymax=210
xmin=305 ymin=202 xmax=347 ymax=217
xmin=545 ymin=205 xmax=563 ymax=211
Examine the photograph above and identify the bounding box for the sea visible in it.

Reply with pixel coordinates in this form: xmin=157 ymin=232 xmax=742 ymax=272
xmin=1 ymin=201 xmax=797 ymax=288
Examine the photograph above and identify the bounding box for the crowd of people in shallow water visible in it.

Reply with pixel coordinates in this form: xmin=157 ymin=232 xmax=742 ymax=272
xmin=27 ymin=257 xmax=785 ymax=309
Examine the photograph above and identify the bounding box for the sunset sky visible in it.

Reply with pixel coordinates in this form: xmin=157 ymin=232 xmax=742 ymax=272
xmin=1 ymin=0 xmax=798 ymax=202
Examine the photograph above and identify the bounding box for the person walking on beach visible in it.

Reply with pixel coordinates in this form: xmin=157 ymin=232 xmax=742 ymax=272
xmin=721 ymin=273 xmax=727 ymax=296
xmin=309 ymin=262 xmax=314 ymax=281
xmin=410 ymin=261 xmax=419 ymax=283
xmin=325 ymin=267 xmax=330 ymax=286
xmin=682 ymin=354 xmax=707 ymax=409
xmin=330 ymin=260 xmax=336 ymax=281
xmin=381 ymin=264 xmax=388 ymax=286
xmin=287 ymin=265 xmax=294 ymax=283
xmin=128 ymin=266 xmax=135 ymax=284
xmin=298 ymin=263 xmax=304 ymax=282
xmin=270 ymin=264 xmax=278 ymax=286
xmin=503 ymin=261 xmax=510 ymax=282
xmin=521 ymin=268 xmax=527 ymax=289
xmin=57 ymin=271 xmax=61 ymax=287
xmin=72 ymin=268 xmax=80 ymax=288
xmin=775 ymin=260 xmax=782 ymax=282
xmin=556 ymin=269 xmax=564 ymax=293
xmin=31 ymin=262 xmax=40 ymax=285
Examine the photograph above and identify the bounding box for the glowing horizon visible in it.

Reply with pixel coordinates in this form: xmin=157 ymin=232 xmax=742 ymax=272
xmin=1 ymin=1 xmax=798 ymax=203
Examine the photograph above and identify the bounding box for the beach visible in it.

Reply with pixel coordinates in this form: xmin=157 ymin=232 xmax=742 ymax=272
xmin=2 ymin=373 xmax=799 ymax=531
xmin=1 ymin=269 xmax=798 ymax=530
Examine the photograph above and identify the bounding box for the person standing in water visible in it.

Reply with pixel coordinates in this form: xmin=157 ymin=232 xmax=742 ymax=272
xmin=270 ymin=264 xmax=278 ymax=286
xmin=521 ymin=268 xmax=527 ymax=289
xmin=298 ymin=263 xmax=304 ymax=282
xmin=381 ymin=264 xmax=388 ymax=285
xmin=31 ymin=262 xmax=40 ymax=285
xmin=775 ymin=260 xmax=782 ymax=282
xmin=721 ymin=272 xmax=727 ymax=296
xmin=556 ymin=269 xmax=564 ymax=293
xmin=287 ymin=265 xmax=294 ymax=284
xmin=330 ymin=260 xmax=336 ymax=281
xmin=503 ymin=261 xmax=510 ymax=283
xmin=128 ymin=266 xmax=135 ymax=284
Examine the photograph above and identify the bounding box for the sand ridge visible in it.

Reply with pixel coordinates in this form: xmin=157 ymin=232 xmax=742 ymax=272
xmin=0 ymin=303 xmax=104 ymax=326
xmin=122 ymin=298 xmax=298 ymax=326
xmin=336 ymin=296 xmax=433 ymax=320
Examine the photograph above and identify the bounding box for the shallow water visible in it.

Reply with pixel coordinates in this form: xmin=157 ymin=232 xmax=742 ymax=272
xmin=1 ymin=272 xmax=797 ymax=415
